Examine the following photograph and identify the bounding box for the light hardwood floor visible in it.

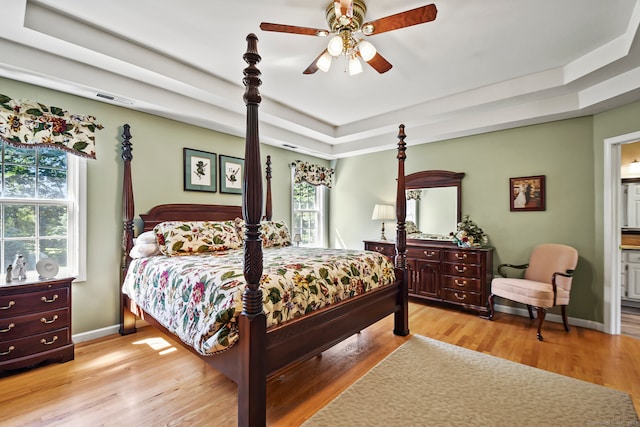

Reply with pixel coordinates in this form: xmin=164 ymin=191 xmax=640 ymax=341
xmin=1 ymin=302 xmax=638 ymax=426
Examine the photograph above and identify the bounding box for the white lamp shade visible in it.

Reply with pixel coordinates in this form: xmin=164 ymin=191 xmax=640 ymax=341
xmin=327 ymin=35 xmax=343 ymax=56
xmin=316 ymin=51 xmax=333 ymax=72
xmin=631 ymin=159 xmax=640 ymax=174
xmin=372 ymin=204 xmax=395 ymax=220
xmin=348 ymin=56 xmax=363 ymax=75
xmin=358 ymin=40 xmax=377 ymax=61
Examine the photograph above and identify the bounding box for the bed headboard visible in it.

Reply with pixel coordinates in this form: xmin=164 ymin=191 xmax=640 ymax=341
xmin=139 ymin=204 xmax=243 ymax=232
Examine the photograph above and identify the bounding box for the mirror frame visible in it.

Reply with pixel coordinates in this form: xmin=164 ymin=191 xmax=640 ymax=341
xmin=405 ymin=170 xmax=465 ymax=235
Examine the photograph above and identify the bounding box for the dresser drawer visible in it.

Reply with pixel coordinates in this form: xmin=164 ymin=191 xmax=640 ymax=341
xmin=0 ymin=288 xmax=69 ymax=317
xmin=0 ymin=328 xmax=71 ymax=362
xmin=407 ymin=247 xmax=442 ymax=261
xmin=442 ymin=263 xmax=482 ymax=278
xmin=444 ymin=250 xmax=482 ymax=264
xmin=440 ymin=289 xmax=484 ymax=307
xmin=364 ymin=241 xmax=395 ymax=258
xmin=0 ymin=308 xmax=69 ymax=340
xmin=441 ymin=275 xmax=482 ymax=292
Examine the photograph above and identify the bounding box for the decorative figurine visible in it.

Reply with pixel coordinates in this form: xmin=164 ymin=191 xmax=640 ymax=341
xmin=12 ymin=254 xmax=27 ymax=281
xmin=5 ymin=265 xmax=12 ymax=283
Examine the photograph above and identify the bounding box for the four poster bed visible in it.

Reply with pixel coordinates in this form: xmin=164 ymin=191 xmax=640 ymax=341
xmin=118 ymin=34 xmax=409 ymax=427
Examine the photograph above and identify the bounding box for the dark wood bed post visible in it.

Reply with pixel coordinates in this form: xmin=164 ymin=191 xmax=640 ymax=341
xmin=238 ymin=33 xmax=267 ymax=427
xmin=394 ymin=124 xmax=409 ymax=336
xmin=119 ymin=124 xmax=137 ymax=335
xmin=264 ymin=155 xmax=272 ymax=221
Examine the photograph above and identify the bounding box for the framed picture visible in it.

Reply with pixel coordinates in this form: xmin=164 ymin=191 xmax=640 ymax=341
xmin=220 ymin=155 xmax=244 ymax=194
xmin=183 ymin=148 xmax=217 ymax=192
xmin=510 ymin=175 xmax=546 ymax=211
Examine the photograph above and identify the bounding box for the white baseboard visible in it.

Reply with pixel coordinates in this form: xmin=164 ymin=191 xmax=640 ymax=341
xmin=494 ymin=303 xmax=606 ymax=333
xmin=72 ymin=320 xmax=150 ymax=344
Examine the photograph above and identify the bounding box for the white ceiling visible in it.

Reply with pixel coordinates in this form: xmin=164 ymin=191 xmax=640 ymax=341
xmin=2 ymin=0 xmax=640 ymax=159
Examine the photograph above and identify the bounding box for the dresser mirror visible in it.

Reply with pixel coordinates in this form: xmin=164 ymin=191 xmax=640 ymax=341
xmin=404 ymin=170 xmax=465 ymax=240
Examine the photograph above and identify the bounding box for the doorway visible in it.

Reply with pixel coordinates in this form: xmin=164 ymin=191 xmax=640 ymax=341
xmin=604 ymin=130 xmax=640 ymax=337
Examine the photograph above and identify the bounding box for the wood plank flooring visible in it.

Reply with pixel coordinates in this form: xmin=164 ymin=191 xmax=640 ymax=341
xmin=1 ymin=302 xmax=638 ymax=426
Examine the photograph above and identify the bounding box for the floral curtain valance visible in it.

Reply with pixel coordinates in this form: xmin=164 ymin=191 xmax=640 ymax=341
xmin=406 ymin=189 xmax=422 ymax=200
xmin=292 ymin=160 xmax=335 ymax=188
xmin=0 ymin=93 xmax=103 ymax=159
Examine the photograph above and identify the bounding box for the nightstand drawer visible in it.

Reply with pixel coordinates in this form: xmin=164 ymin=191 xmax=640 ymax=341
xmin=0 ymin=288 xmax=69 ymax=317
xmin=364 ymin=241 xmax=395 ymax=258
xmin=0 ymin=308 xmax=69 ymax=340
xmin=0 ymin=328 xmax=71 ymax=362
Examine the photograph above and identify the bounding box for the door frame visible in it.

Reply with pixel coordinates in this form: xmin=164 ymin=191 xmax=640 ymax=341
xmin=604 ymin=130 xmax=640 ymax=334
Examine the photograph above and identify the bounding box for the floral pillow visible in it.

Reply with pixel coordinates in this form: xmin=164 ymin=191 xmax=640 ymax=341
xmin=154 ymin=220 xmax=242 ymax=256
xmin=234 ymin=218 xmax=292 ymax=248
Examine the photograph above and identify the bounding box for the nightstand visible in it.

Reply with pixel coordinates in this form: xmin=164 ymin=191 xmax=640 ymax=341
xmin=363 ymin=240 xmax=396 ymax=259
xmin=0 ymin=277 xmax=75 ymax=372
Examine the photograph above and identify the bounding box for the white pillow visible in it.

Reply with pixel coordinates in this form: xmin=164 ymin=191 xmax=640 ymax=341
xmin=130 ymin=242 xmax=161 ymax=259
xmin=136 ymin=230 xmax=157 ymax=244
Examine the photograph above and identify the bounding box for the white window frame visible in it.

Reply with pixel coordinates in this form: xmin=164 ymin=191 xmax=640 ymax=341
xmin=1 ymin=149 xmax=86 ymax=282
xmin=291 ymin=169 xmax=326 ymax=248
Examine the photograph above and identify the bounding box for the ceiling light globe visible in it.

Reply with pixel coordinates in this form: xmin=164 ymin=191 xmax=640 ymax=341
xmin=348 ymin=57 xmax=363 ymax=76
xmin=358 ymin=40 xmax=377 ymax=61
xmin=327 ymin=35 xmax=343 ymax=56
xmin=317 ymin=51 xmax=332 ymax=72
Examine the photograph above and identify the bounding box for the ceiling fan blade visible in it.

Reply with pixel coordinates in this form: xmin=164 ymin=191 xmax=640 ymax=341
xmin=362 ymin=4 xmax=437 ymax=36
xmin=260 ymin=22 xmax=329 ymax=37
xmin=303 ymin=50 xmax=328 ymax=74
xmin=358 ymin=51 xmax=393 ymax=74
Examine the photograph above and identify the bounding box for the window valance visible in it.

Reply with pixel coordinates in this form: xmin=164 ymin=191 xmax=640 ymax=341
xmin=292 ymin=160 xmax=334 ymax=188
xmin=0 ymin=93 xmax=103 ymax=159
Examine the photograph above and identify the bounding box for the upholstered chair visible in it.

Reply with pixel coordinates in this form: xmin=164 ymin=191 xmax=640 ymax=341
xmin=487 ymin=243 xmax=578 ymax=341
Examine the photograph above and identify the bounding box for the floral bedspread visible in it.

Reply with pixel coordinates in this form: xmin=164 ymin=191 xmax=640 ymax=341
xmin=122 ymin=246 xmax=396 ymax=355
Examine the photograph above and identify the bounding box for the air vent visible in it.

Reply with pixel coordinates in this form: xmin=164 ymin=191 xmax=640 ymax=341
xmin=282 ymin=144 xmax=298 ymax=149
xmin=96 ymin=93 xmax=115 ymax=100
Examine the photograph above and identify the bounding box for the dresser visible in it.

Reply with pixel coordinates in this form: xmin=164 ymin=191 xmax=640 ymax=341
xmin=365 ymin=240 xmax=493 ymax=314
xmin=0 ymin=277 xmax=74 ymax=371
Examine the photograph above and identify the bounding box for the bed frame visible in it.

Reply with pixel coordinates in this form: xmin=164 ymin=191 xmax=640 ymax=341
xmin=118 ymin=34 xmax=409 ymax=427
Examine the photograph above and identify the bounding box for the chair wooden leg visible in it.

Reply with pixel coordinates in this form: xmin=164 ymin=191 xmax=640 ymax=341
xmin=526 ymin=304 xmax=535 ymax=320
xmin=535 ymin=307 xmax=546 ymax=341
xmin=561 ymin=305 xmax=570 ymax=332
xmin=486 ymin=294 xmax=496 ymax=320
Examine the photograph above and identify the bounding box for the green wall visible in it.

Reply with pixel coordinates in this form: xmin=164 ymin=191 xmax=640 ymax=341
xmin=331 ymin=105 xmax=640 ymax=324
xmin=1 ymin=77 xmax=326 ymax=334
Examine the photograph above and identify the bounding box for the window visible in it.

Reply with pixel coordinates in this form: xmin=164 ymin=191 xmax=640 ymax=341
xmin=1 ymin=141 xmax=86 ymax=280
xmin=291 ymin=173 xmax=325 ymax=247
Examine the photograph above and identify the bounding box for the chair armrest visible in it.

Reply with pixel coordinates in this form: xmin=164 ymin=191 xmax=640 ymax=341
xmin=497 ymin=263 xmax=529 ymax=278
xmin=551 ymin=269 xmax=576 ymax=305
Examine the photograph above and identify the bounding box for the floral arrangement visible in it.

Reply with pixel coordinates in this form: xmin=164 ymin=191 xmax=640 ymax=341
xmin=450 ymin=215 xmax=488 ymax=247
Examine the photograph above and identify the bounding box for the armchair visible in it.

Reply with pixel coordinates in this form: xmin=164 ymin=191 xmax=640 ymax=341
xmin=487 ymin=243 xmax=578 ymax=341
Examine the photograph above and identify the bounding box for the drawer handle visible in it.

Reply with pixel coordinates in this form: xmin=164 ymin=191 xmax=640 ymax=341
xmin=0 ymin=323 xmax=15 ymax=333
xmin=454 ymin=279 xmax=467 ymax=287
xmin=454 ymin=292 xmax=466 ymax=301
xmin=0 ymin=346 xmax=15 ymax=356
xmin=455 ymin=253 xmax=467 ymax=260
xmin=41 ymin=336 xmax=58 ymax=346
xmin=423 ymin=251 xmax=436 ymax=257
xmin=41 ymin=294 xmax=59 ymax=303
xmin=0 ymin=301 xmax=15 ymax=310
xmin=40 ymin=315 xmax=59 ymax=324
xmin=455 ymin=266 xmax=467 ymax=273
xmin=374 ymin=246 xmax=384 ymax=251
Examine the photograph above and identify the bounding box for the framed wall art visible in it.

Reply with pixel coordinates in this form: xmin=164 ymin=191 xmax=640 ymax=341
xmin=510 ymin=175 xmax=546 ymax=211
xmin=183 ymin=148 xmax=217 ymax=192
xmin=220 ymin=155 xmax=244 ymax=194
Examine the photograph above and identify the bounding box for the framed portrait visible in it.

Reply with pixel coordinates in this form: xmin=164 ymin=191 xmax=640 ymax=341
xmin=510 ymin=175 xmax=546 ymax=211
xmin=220 ymin=155 xmax=244 ymax=194
xmin=183 ymin=148 xmax=217 ymax=192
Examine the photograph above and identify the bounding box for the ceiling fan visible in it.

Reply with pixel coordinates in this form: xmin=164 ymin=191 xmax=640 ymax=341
xmin=260 ymin=0 xmax=437 ymax=75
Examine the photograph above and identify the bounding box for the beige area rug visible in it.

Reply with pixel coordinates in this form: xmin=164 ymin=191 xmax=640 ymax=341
xmin=303 ymin=335 xmax=639 ymax=427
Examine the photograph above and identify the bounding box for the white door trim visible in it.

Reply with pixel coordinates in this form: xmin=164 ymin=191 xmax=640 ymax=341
xmin=604 ymin=130 xmax=640 ymax=334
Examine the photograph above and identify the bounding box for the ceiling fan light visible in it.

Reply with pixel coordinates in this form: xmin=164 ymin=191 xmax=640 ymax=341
xmin=327 ymin=35 xmax=343 ymax=56
xmin=358 ymin=40 xmax=376 ymax=61
xmin=317 ymin=52 xmax=333 ymax=72
xmin=348 ymin=56 xmax=363 ymax=75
